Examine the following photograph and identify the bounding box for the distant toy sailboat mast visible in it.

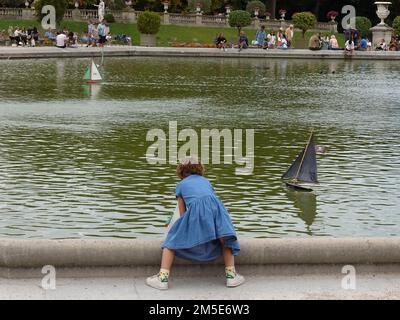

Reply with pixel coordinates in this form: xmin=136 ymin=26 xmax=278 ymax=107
xmin=282 ymin=130 xmax=318 ymax=192
xmin=83 ymin=60 xmax=102 ymax=84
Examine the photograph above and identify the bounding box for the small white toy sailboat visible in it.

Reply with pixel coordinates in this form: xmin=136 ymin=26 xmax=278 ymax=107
xmin=83 ymin=59 xmax=102 ymax=84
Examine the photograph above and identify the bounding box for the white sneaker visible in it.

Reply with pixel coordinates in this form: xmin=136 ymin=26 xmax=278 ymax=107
xmin=146 ymin=274 xmax=169 ymax=290
xmin=226 ymin=273 xmax=245 ymax=288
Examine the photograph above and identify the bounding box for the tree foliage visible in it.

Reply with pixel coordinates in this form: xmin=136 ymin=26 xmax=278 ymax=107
xmin=355 ymin=16 xmax=372 ymax=37
xmin=393 ymin=16 xmax=400 ymax=35
xmin=245 ymin=1 xmax=266 ymax=17
xmin=0 ymin=0 xmax=25 ymax=7
xmin=187 ymin=0 xmax=212 ymax=14
xmin=292 ymin=11 xmax=317 ymax=38
xmin=228 ymin=9 xmax=251 ymax=34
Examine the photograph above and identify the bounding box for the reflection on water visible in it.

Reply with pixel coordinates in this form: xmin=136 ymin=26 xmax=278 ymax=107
xmin=0 ymin=57 xmax=399 ymax=239
xmin=286 ymin=190 xmax=317 ymax=235
xmin=82 ymin=84 xmax=102 ymax=100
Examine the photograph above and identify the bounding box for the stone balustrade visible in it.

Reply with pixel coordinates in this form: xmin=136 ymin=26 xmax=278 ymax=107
xmin=0 ymin=7 xmax=22 ymax=18
xmin=0 ymin=8 xmax=337 ymax=32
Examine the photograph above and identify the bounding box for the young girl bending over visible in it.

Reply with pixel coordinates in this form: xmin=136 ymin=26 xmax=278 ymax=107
xmin=146 ymin=156 xmax=244 ymax=290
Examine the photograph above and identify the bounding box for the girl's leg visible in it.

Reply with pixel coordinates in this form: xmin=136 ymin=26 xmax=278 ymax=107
xmin=161 ymin=248 xmax=175 ymax=270
xmin=219 ymin=238 xmax=235 ymax=275
xmin=221 ymin=244 xmax=234 ymax=267
xmin=146 ymin=248 xmax=175 ymax=290
xmin=159 ymin=248 xmax=175 ymax=283
xmin=219 ymin=238 xmax=245 ymax=287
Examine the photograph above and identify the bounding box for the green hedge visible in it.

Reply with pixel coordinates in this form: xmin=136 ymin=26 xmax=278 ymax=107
xmin=137 ymin=11 xmax=161 ymax=35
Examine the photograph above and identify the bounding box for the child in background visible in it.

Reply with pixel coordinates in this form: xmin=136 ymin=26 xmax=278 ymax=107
xmin=238 ymin=31 xmax=248 ymax=51
xmin=146 ymin=156 xmax=244 ymax=290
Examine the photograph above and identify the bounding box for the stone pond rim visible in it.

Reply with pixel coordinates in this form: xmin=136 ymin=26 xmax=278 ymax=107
xmin=0 ymin=237 xmax=399 ymax=268
xmin=1 ymin=47 xmax=400 ymax=61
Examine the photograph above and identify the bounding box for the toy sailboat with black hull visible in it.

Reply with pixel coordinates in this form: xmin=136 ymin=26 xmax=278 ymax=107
xmin=282 ymin=130 xmax=318 ymax=192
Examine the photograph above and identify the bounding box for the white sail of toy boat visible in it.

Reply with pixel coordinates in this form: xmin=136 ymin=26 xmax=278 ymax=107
xmin=83 ymin=60 xmax=102 ymax=83
xmin=282 ymin=130 xmax=318 ymax=192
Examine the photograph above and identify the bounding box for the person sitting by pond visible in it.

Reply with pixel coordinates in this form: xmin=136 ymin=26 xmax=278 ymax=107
xmin=255 ymin=25 xmax=266 ymax=48
xmin=357 ymin=36 xmax=368 ymax=51
xmin=13 ymin=27 xmax=23 ymax=46
xmin=329 ymin=35 xmax=340 ymax=50
xmin=323 ymin=35 xmax=330 ymax=49
xmin=44 ymin=30 xmax=57 ymax=42
xmin=146 ymin=156 xmax=243 ymax=290
xmin=55 ymin=31 xmax=67 ymax=48
xmin=81 ymin=33 xmax=89 ymax=46
xmin=67 ymin=31 xmax=78 ymax=48
xmin=276 ymin=28 xmax=285 ymax=47
xmin=31 ymin=27 xmax=39 ymax=46
xmin=375 ymin=38 xmax=388 ymax=51
xmin=389 ymin=36 xmax=399 ymax=51
xmin=215 ymin=33 xmax=227 ymax=51
xmin=266 ymin=31 xmax=276 ymax=49
xmin=309 ymin=33 xmax=322 ymax=51
xmin=345 ymin=37 xmax=355 ymax=53
xmin=238 ymin=31 xmax=248 ymax=52
xmin=19 ymin=28 xmax=28 ymax=46
xmin=277 ymin=34 xmax=288 ymax=49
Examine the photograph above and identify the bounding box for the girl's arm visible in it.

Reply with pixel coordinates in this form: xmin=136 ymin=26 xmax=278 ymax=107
xmin=177 ymin=197 xmax=186 ymax=216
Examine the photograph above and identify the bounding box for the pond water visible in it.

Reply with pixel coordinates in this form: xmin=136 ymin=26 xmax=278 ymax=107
xmin=0 ymin=57 xmax=399 ymax=239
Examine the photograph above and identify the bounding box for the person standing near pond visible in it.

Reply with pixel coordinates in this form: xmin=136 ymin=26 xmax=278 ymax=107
xmin=285 ymin=24 xmax=294 ymax=48
xmin=146 ymin=156 xmax=243 ymax=290
xmin=97 ymin=20 xmax=107 ymax=47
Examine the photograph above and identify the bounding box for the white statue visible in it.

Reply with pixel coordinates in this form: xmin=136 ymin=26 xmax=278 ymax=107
xmin=94 ymin=0 xmax=105 ymax=22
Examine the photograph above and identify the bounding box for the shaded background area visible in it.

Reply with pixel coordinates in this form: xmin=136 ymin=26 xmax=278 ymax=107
xmin=0 ymin=57 xmax=399 ymax=239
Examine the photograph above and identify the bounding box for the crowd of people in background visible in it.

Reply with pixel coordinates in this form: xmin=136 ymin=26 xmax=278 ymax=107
xmin=2 ymin=21 xmax=400 ymax=53
xmin=2 ymin=19 xmax=131 ymax=48
xmin=7 ymin=26 xmax=39 ymax=47
xmin=214 ymin=24 xmax=295 ymax=52
xmin=309 ymin=28 xmax=400 ymax=53
xmin=213 ymin=24 xmax=400 ymax=54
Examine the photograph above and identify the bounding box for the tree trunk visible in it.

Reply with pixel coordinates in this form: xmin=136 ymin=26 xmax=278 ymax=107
xmin=271 ymin=0 xmax=277 ymax=20
xmin=314 ymin=0 xmax=321 ymax=19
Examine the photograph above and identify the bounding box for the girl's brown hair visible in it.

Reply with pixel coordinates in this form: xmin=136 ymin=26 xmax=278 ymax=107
xmin=176 ymin=156 xmax=204 ymax=180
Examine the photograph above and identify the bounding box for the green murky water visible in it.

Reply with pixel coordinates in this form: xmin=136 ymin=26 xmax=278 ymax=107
xmin=0 ymin=57 xmax=399 ymax=239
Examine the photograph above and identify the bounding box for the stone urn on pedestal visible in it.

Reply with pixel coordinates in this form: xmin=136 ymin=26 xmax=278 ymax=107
xmin=370 ymin=2 xmax=393 ymax=49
